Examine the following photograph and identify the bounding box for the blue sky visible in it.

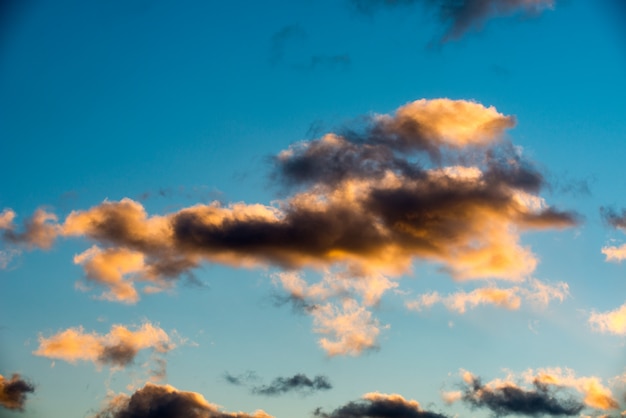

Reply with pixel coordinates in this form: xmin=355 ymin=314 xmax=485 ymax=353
xmin=1 ymin=1 xmax=626 ymax=417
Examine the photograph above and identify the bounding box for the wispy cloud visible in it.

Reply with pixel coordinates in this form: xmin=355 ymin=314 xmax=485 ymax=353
xmin=92 ymin=383 xmax=273 ymax=418
xmin=406 ymin=279 xmax=569 ymax=314
xmin=350 ymin=0 xmax=556 ymax=42
xmin=589 ymin=302 xmax=626 ymax=336
xmin=0 ymin=374 xmax=35 ymax=411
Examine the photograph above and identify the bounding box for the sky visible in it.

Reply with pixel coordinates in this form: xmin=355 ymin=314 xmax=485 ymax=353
xmin=1 ymin=0 xmax=626 ymax=417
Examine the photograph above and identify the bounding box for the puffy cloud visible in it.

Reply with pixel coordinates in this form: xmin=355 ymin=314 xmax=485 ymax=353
xmin=314 ymin=392 xmax=449 ymax=418
xmin=34 ymin=322 xmax=174 ymax=368
xmin=601 ymin=244 xmax=626 ymax=262
xmin=351 ymin=0 xmax=555 ymax=42
xmin=451 ymin=368 xmax=619 ymax=415
xmin=313 ymin=299 xmax=383 ymax=356
xmin=589 ymin=302 xmax=626 ymax=336
xmin=0 ymin=374 xmax=35 ymax=411
xmin=457 ymin=370 xmax=584 ymax=416
xmin=529 ymin=368 xmax=619 ymax=411
xmin=93 ymin=382 xmax=273 ymax=418
xmin=2 ymin=208 xmax=59 ymax=249
xmin=406 ymin=279 xmax=569 ymax=313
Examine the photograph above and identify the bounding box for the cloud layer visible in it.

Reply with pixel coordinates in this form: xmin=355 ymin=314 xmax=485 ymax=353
xmin=0 ymin=374 xmax=35 ymax=411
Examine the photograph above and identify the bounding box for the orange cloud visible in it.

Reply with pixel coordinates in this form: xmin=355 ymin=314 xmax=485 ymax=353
xmin=34 ymin=322 xmax=174 ymax=368
xmin=406 ymin=279 xmax=568 ymax=314
xmin=589 ymin=302 xmax=626 ymax=336
xmin=376 ymin=98 xmax=515 ymax=148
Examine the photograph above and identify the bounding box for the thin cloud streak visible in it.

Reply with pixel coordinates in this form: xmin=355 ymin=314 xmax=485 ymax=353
xmin=350 ymin=0 xmax=556 ymax=42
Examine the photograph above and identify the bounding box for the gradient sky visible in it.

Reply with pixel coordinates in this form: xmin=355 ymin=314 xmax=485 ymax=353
xmin=1 ymin=1 xmax=626 ymax=417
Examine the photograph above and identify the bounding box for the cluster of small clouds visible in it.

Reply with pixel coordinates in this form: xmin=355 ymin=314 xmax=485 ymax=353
xmin=444 ymin=368 xmax=624 ymax=416
xmin=350 ymin=0 xmax=556 ymax=42
xmin=0 ymin=374 xmax=35 ymax=411
xmin=224 ymin=371 xmax=332 ymax=396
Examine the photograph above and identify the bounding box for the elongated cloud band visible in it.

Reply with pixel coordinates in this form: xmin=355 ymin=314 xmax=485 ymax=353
xmin=93 ymin=383 xmax=273 ymax=418
xmin=1 ymin=99 xmax=577 ymax=305
xmin=406 ymin=279 xmax=569 ymax=314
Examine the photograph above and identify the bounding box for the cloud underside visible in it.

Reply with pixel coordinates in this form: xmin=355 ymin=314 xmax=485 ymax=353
xmin=1 ymin=98 xmax=577 ymax=356
xmin=33 ymin=322 xmax=174 ymax=370
xmin=448 ymin=368 xmax=619 ymax=416
xmin=315 ymin=392 xmax=449 ymax=418
xmin=351 ymin=0 xmax=555 ymax=41
xmin=93 ymin=383 xmax=272 ymax=418
xmin=0 ymin=374 xmax=35 ymax=411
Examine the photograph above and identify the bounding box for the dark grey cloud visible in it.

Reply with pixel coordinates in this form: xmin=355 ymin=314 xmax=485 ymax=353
xmin=225 ymin=372 xmax=331 ymax=396
xmin=93 ymin=383 xmax=269 ymax=418
xmin=314 ymin=393 xmax=449 ymax=418
xmin=461 ymin=374 xmax=584 ymax=416
xmin=0 ymin=374 xmax=35 ymax=411
xmin=601 ymin=207 xmax=626 ymax=230
xmin=350 ymin=0 xmax=555 ymax=42
xmin=252 ymin=374 xmax=332 ymax=396
xmin=270 ymin=24 xmax=307 ymax=65
xmin=98 ymin=343 xmax=139 ymax=368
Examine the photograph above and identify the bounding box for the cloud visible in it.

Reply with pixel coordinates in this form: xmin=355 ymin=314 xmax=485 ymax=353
xmin=2 ymin=99 xmax=577 ymax=355
xmin=589 ymin=302 xmax=626 ymax=336
xmin=92 ymin=382 xmax=273 ymax=418
xmin=600 ymin=207 xmax=626 ymax=262
xmin=350 ymin=0 xmax=555 ymax=42
xmin=314 ymin=392 xmax=449 ymax=418
xmin=406 ymin=278 xmax=569 ymax=313
xmin=1 ymin=208 xmax=59 ymax=249
xmin=529 ymin=368 xmax=619 ymax=411
xmin=3 ymin=99 xmax=577 ymax=300
xmin=269 ymin=24 xmax=307 ymax=65
xmin=450 ymin=368 xmax=620 ymax=415
xmin=313 ymin=299 xmax=383 ymax=356
xmin=0 ymin=374 xmax=35 ymax=411
xmin=225 ymin=372 xmax=332 ymax=396
xmin=252 ymin=374 xmax=332 ymax=396
xmin=457 ymin=371 xmax=585 ymax=416
xmin=34 ymin=322 xmax=174 ymax=369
